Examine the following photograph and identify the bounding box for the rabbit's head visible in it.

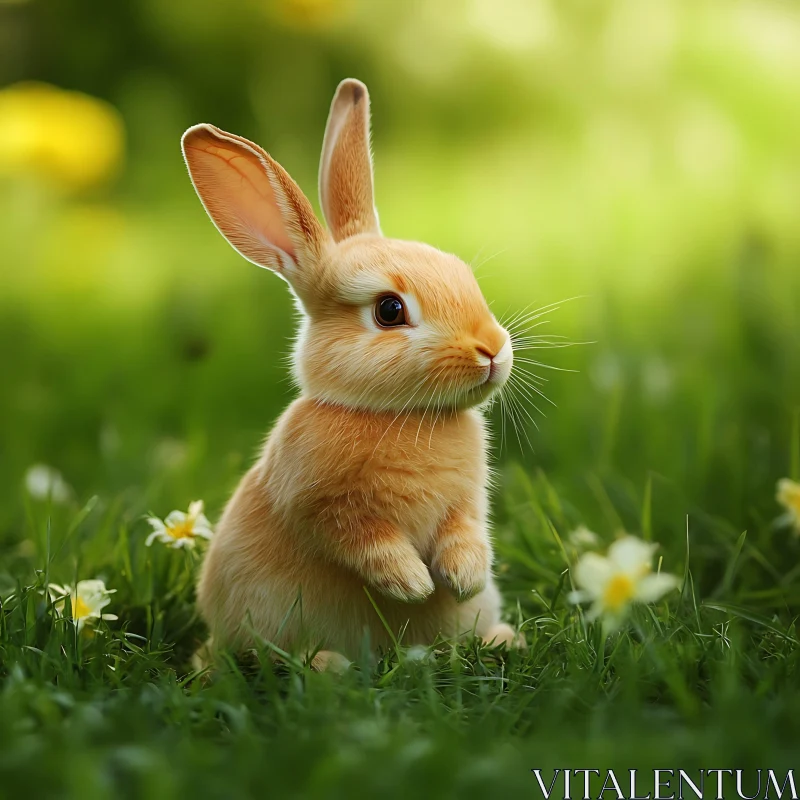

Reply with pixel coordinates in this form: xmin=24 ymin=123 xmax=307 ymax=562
xmin=182 ymin=79 xmax=512 ymax=413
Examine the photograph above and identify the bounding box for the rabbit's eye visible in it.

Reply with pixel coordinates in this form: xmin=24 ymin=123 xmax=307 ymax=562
xmin=374 ymin=295 xmax=407 ymax=327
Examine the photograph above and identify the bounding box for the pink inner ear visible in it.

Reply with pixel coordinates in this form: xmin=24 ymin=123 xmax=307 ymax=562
xmin=183 ymin=127 xmax=296 ymax=269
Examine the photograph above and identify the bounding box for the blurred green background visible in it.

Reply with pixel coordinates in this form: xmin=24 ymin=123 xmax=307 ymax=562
xmin=1 ymin=0 xmax=798 ymax=537
xmin=2 ymin=1 xmax=800 ymax=796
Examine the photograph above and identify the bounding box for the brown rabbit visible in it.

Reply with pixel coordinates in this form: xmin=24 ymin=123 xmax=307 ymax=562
xmin=182 ymin=79 xmax=519 ymax=669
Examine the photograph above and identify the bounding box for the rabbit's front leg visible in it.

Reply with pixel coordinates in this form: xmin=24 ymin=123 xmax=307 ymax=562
xmin=430 ymin=505 xmax=491 ymax=602
xmin=325 ymin=516 xmax=435 ymax=604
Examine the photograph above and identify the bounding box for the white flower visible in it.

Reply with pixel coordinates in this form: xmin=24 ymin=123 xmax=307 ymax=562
xmin=146 ymin=500 xmax=213 ymax=549
xmin=568 ymin=535 xmax=680 ymax=629
xmin=590 ymin=352 xmax=623 ymax=393
xmin=404 ymin=645 xmax=433 ymax=664
xmin=152 ymin=438 xmax=188 ymax=471
xmin=25 ymin=464 xmax=72 ymax=503
xmin=776 ymin=478 xmax=800 ymax=534
xmin=567 ymin=525 xmax=600 ymax=550
xmin=48 ymin=579 xmax=118 ymax=633
xmin=641 ymin=356 xmax=674 ymax=403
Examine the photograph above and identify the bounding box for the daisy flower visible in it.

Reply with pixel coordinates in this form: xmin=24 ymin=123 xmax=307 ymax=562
xmin=776 ymin=478 xmax=800 ymax=534
xmin=569 ymin=535 xmax=680 ymax=629
xmin=48 ymin=579 xmax=118 ymax=633
xmin=25 ymin=463 xmax=72 ymax=503
xmin=567 ymin=525 xmax=600 ymax=551
xmin=146 ymin=500 xmax=213 ymax=549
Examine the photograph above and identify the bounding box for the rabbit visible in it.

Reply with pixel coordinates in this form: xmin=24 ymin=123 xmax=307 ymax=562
xmin=181 ymin=78 xmax=520 ymax=669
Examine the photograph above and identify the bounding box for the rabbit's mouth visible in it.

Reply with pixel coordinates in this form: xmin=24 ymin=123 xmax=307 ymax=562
xmin=464 ymin=367 xmax=507 ymax=405
xmin=474 ymin=365 xmax=496 ymax=390
xmin=486 ymin=361 xmax=506 ymax=384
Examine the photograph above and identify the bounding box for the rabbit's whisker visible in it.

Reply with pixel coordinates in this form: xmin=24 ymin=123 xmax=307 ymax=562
xmin=514 ymin=358 xmax=578 ymax=375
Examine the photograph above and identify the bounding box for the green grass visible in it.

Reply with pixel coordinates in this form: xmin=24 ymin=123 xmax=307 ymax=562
xmin=3 ymin=481 xmax=800 ymax=800
xmin=2 ymin=218 xmax=800 ymax=798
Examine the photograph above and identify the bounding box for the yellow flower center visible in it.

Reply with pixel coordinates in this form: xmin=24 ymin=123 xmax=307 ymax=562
xmin=71 ymin=596 xmax=91 ymax=619
xmin=783 ymin=486 xmax=800 ymax=515
xmin=603 ymin=574 xmax=636 ymax=611
xmin=166 ymin=519 xmax=195 ymax=540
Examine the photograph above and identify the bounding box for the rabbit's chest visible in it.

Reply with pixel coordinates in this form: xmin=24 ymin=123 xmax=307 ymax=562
xmin=370 ymin=452 xmax=474 ymax=539
xmin=351 ymin=412 xmax=489 ymax=550
xmin=271 ymin=400 xmax=489 ymax=550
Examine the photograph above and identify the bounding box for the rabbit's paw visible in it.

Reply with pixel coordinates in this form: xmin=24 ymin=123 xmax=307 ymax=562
xmin=482 ymin=623 xmax=526 ymax=649
xmin=431 ymin=541 xmax=489 ymax=602
xmin=309 ymin=650 xmax=352 ymax=673
xmin=373 ymin=556 xmax=435 ymax=604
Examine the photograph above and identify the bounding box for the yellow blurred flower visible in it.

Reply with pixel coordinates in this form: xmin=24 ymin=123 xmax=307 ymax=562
xmin=0 ymin=82 xmax=124 ymax=190
xmin=776 ymin=478 xmax=800 ymax=534
xmin=273 ymin=0 xmax=347 ymax=28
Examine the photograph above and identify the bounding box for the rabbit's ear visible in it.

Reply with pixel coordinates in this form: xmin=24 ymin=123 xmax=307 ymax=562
xmin=319 ymin=79 xmax=381 ymax=242
xmin=182 ymin=124 xmax=328 ymax=286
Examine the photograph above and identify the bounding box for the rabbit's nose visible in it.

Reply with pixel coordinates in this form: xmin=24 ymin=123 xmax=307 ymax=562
xmin=472 ymin=322 xmax=508 ymax=359
xmin=475 ymin=336 xmax=511 ymax=364
xmin=475 ymin=337 xmax=513 ymax=384
xmin=475 ymin=344 xmax=497 ymax=362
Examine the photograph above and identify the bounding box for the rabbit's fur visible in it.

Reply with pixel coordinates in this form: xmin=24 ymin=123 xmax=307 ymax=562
xmin=182 ymin=79 xmax=518 ymax=664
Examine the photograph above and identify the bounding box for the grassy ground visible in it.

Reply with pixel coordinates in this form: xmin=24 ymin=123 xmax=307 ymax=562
xmin=1 ymin=192 xmax=800 ymax=798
